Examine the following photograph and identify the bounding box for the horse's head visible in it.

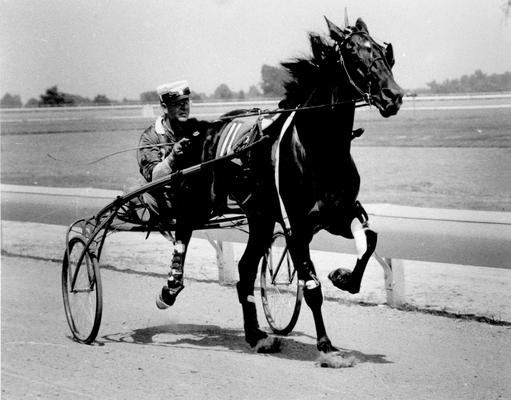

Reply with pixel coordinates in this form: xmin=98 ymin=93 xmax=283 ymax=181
xmin=325 ymin=16 xmax=404 ymax=117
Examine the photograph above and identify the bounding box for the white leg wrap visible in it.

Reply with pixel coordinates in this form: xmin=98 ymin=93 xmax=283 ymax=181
xmin=174 ymin=242 xmax=186 ymax=253
xmin=305 ymin=280 xmax=320 ymax=290
xmin=351 ymin=218 xmax=367 ymax=260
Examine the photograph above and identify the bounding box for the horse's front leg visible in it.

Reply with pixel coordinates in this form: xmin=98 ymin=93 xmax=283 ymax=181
xmin=287 ymin=228 xmax=338 ymax=354
xmin=328 ymin=202 xmax=378 ymax=294
xmin=237 ymin=216 xmax=280 ymax=352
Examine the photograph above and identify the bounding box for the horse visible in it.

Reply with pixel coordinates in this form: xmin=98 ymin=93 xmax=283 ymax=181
xmin=210 ymin=15 xmax=404 ymax=354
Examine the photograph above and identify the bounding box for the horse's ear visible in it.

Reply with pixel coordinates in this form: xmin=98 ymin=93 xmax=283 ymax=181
xmin=355 ymin=18 xmax=369 ymax=34
xmin=385 ymin=43 xmax=395 ymax=68
xmin=324 ymin=16 xmax=345 ymax=42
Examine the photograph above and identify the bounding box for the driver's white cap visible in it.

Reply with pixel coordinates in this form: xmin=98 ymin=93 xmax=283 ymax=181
xmin=157 ymin=81 xmax=190 ymax=103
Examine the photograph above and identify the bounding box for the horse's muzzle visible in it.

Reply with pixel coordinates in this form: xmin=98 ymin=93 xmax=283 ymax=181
xmin=376 ymin=87 xmax=403 ymax=118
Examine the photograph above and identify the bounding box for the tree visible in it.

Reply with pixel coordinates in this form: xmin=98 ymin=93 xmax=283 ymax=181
xmin=1 ymin=93 xmax=22 ymax=108
xmin=93 ymin=94 xmax=111 ymax=105
xmin=190 ymin=91 xmax=204 ymax=101
xmin=247 ymin=85 xmax=262 ymax=99
xmin=25 ymin=98 xmax=39 ymax=108
xmin=67 ymin=94 xmax=91 ymax=105
xmin=426 ymin=70 xmax=511 ymax=93
xmin=39 ymin=85 xmax=74 ymax=106
xmin=213 ymin=83 xmax=234 ymax=100
xmin=140 ymin=90 xmax=159 ymax=103
xmin=260 ymin=64 xmax=288 ymax=97
xmin=503 ymin=0 xmax=511 ymax=18
xmin=122 ymin=97 xmax=139 ymax=105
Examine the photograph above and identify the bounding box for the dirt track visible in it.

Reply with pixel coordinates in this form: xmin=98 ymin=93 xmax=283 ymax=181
xmin=2 ymin=243 xmax=510 ymax=399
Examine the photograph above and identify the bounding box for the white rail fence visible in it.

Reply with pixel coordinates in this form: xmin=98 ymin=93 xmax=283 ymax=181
xmin=2 ymin=185 xmax=510 ymax=308
xmin=2 ymin=93 xmax=511 ymax=122
xmin=195 ymin=204 xmax=511 ymax=307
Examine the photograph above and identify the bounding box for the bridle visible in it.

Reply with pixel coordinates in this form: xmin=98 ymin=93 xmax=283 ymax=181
xmin=336 ymin=40 xmax=372 ymax=104
xmin=333 ymin=29 xmax=393 ymax=107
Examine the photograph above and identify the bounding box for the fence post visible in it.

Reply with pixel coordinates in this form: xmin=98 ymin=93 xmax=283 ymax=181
xmin=373 ymin=253 xmax=406 ymax=307
xmin=206 ymin=236 xmax=237 ymax=285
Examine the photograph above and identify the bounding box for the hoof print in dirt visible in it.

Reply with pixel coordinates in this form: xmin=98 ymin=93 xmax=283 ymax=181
xmin=316 ymin=351 xmax=357 ymax=368
xmin=254 ymin=336 xmax=282 ymax=353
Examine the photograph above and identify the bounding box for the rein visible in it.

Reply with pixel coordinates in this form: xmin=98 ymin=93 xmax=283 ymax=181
xmin=218 ymin=97 xmax=368 ymax=121
xmin=47 ymin=99 xmax=369 ymax=166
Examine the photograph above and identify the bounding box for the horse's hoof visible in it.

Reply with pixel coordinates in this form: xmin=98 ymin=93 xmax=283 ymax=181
xmin=316 ymin=352 xmax=357 ymax=368
xmin=328 ymin=268 xmax=360 ymax=294
xmin=317 ymin=336 xmax=338 ymax=353
xmin=246 ymin=328 xmax=268 ymax=347
xmin=254 ymin=336 xmax=282 ymax=353
xmin=316 ymin=337 xmax=356 ymax=368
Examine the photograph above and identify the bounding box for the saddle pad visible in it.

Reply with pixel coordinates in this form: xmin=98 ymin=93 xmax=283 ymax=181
xmin=215 ymin=113 xmax=278 ymax=158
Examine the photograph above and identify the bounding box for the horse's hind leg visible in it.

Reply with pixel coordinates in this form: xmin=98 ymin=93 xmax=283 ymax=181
xmin=329 ymin=203 xmax=378 ymax=294
xmin=156 ymin=225 xmax=192 ymax=309
xmin=237 ymin=216 xmax=278 ymax=350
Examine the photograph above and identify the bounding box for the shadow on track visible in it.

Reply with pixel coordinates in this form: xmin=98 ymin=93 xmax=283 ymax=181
xmin=101 ymin=323 xmax=391 ymax=365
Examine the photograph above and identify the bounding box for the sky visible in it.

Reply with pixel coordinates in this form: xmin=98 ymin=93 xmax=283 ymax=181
xmin=1 ymin=0 xmax=511 ymax=102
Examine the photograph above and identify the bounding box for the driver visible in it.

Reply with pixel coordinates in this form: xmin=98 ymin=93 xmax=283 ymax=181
xmin=137 ymin=80 xmax=222 ymax=309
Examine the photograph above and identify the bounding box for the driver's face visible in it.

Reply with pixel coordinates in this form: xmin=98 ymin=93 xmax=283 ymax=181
xmin=165 ymin=98 xmax=190 ymax=122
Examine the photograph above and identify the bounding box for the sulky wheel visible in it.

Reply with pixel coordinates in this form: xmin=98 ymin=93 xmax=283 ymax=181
xmin=260 ymin=231 xmax=303 ymax=335
xmin=62 ymin=235 xmax=103 ymax=344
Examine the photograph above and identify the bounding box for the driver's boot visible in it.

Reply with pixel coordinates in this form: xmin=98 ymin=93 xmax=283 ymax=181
xmin=156 ymin=242 xmax=185 ymax=309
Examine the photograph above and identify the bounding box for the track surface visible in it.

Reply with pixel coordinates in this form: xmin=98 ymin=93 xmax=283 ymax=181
xmin=2 ymin=251 xmax=510 ymax=399
xmin=2 ymin=181 xmax=511 ymax=399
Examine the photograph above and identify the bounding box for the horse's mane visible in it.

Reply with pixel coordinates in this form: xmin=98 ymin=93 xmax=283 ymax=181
xmin=281 ymin=33 xmax=339 ymax=107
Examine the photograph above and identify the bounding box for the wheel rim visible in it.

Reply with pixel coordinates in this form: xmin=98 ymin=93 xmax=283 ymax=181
xmin=62 ymin=236 xmax=102 ymax=343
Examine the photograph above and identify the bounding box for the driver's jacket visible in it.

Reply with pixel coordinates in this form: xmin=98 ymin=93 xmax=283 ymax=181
xmin=137 ymin=116 xmax=218 ymax=182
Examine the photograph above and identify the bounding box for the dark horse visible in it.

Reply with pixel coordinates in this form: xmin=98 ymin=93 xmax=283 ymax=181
xmin=213 ymin=16 xmax=403 ymax=353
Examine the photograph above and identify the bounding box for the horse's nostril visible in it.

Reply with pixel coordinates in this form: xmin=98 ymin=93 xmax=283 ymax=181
xmin=382 ymin=87 xmax=404 ymax=105
xmin=382 ymin=88 xmax=394 ymax=99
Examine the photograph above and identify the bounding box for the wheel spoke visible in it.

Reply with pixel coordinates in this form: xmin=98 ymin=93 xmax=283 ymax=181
xmin=271 ymin=245 xmax=289 ymax=284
